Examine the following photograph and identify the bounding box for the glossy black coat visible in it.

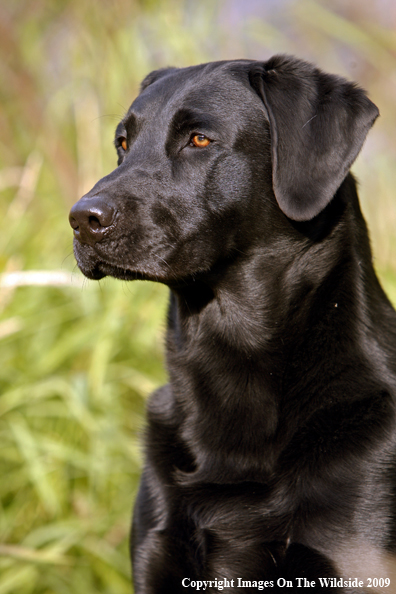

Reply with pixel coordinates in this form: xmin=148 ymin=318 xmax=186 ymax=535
xmin=70 ymin=56 xmax=396 ymax=593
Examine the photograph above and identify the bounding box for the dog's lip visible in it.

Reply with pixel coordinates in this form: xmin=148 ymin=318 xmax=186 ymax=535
xmin=73 ymin=239 xmax=212 ymax=285
xmin=76 ymin=255 xmax=170 ymax=283
xmin=80 ymin=267 xmax=107 ymax=280
xmin=96 ymin=262 xmax=149 ymax=281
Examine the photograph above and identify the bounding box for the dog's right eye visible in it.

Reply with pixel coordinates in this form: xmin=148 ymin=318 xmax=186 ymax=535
xmin=190 ymin=134 xmax=211 ymax=148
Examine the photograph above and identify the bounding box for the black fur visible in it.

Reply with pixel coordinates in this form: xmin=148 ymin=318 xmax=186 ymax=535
xmin=69 ymin=56 xmax=396 ymax=593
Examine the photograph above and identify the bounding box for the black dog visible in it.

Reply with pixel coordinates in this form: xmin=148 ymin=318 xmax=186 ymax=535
xmin=69 ymin=56 xmax=396 ymax=593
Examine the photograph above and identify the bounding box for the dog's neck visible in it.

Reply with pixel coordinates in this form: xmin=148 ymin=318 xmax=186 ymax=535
xmin=164 ymin=181 xmax=389 ymax=483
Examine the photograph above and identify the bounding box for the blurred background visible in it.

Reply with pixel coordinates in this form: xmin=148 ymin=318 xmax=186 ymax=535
xmin=1 ymin=0 xmax=396 ymax=592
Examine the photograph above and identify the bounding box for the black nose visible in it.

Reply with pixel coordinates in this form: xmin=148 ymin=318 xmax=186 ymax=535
xmin=69 ymin=195 xmax=116 ymax=244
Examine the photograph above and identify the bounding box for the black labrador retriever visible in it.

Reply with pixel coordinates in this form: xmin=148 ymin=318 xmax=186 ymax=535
xmin=69 ymin=55 xmax=396 ymax=593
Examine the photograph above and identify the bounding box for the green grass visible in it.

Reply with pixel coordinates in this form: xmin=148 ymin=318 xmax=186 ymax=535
xmin=1 ymin=1 xmax=396 ymax=592
xmin=0 ymin=278 xmax=168 ymax=593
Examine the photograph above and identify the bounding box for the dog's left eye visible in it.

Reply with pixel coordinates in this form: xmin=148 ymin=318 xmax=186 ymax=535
xmin=120 ymin=137 xmax=127 ymax=151
xmin=190 ymin=134 xmax=211 ymax=148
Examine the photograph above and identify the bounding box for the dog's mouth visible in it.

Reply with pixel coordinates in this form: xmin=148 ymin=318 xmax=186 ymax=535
xmin=74 ymin=252 xmax=160 ymax=282
xmin=73 ymin=239 xmax=177 ymax=284
xmin=80 ymin=261 xmax=147 ymax=282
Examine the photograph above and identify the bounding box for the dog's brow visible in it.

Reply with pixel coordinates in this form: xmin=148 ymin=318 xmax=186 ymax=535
xmin=116 ymin=114 xmax=139 ymax=140
xmin=125 ymin=113 xmax=139 ymax=135
xmin=170 ymin=108 xmax=217 ymax=134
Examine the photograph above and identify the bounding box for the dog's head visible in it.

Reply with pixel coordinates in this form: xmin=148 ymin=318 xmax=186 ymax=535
xmin=69 ymin=56 xmax=378 ymax=284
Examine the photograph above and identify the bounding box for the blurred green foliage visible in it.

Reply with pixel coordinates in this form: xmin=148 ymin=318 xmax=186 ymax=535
xmin=1 ymin=0 xmax=396 ymax=592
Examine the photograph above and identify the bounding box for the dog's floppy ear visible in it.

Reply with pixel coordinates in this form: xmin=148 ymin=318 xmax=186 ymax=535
xmin=249 ymin=55 xmax=379 ymax=221
xmin=140 ymin=67 xmax=178 ymax=92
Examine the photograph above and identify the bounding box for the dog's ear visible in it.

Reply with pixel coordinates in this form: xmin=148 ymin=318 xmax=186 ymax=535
xmin=140 ymin=67 xmax=178 ymax=92
xmin=249 ymin=56 xmax=379 ymax=221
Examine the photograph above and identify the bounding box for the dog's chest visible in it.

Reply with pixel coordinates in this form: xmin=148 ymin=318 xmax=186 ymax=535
xmin=182 ymin=483 xmax=290 ymax=540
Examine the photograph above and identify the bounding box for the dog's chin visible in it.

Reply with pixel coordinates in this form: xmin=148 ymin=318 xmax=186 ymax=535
xmin=75 ymin=253 xmax=174 ymax=283
xmin=78 ymin=261 xmax=154 ymax=282
xmin=80 ymin=267 xmax=107 ymax=280
xmin=73 ymin=242 xmax=153 ymax=281
xmin=73 ymin=242 xmax=211 ymax=286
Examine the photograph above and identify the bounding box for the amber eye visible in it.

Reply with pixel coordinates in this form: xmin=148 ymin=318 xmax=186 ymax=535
xmin=121 ymin=138 xmax=127 ymax=151
xmin=191 ymin=134 xmax=211 ymax=148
